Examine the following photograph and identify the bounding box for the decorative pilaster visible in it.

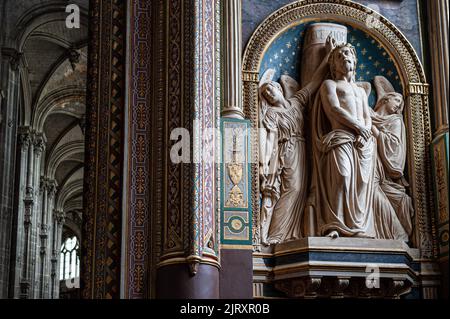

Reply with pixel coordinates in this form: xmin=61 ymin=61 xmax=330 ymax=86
xmin=427 ymin=0 xmax=449 ymax=136
xmin=153 ymin=0 xmax=221 ymax=299
xmin=121 ymin=0 xmax=153 ymax=299
xmin=218 ymin=0 xmax=253 ymax=299
xmin=82 ymin=0 xmax=126 ymax=299
xmin=427 ymin=0 xmax=449 ymax=299
xmin=221 ymin=0 xmax=244 ymax=119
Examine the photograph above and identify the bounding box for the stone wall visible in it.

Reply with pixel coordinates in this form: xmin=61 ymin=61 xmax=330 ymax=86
xmin=242 ymin=0 xmax=423 ymax=61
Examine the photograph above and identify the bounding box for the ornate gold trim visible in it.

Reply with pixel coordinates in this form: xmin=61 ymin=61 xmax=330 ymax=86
xmin=242 ymin=0 xmax=435 ymax=259
xmin=242 ymin=70 xmax=259 ymax=83
xmin=220 ymin=244 xmax=254 ymax=250
xmin=408 ymin=83 xmax=430 ymax=95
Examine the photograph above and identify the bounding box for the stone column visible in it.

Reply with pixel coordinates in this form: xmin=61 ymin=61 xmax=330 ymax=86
xmin=37 ymin=176 xmax=55 ymax=299
xmin=427 ymin=0 xmax=449 ymax=299
xmin=30 ymin=133 xmax=44 ymax=298
xmin=81 ymin=0 xmax=125 ymax=299
xmin=51 ymin=210 xmax=64 ymax=299
xmin=428 ymin=0 xmax=449 ymax=136
xmin=154 ymin=0 xmax=221 ymax=299
xmin=221 ymin=0 xmax=244 ymax=119
xmin=38 ymin=178 xmax=48 ymax=299
xmin=300 ymin=23 xmax=347 ymax=87
xmin=44 ymin=180 xmax=57 ymax=298
xmin=0 ymin=48 xmax=21 ymax=298
xmin=19 ymin=131 xmax=36 ymax=299
xmin=0 ymin=89 xmax=3 ymax=124
xmin=8 ymin=129 xmax=31 ymax=298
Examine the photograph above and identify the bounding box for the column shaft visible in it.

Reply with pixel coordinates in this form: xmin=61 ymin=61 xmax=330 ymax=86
xmin=0 ymin=49 xmax=20 ymax=298
xmin=222 ymin=0 xmax=244 ymax=119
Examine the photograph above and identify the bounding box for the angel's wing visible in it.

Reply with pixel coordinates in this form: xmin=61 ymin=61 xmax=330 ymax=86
xmin=356 ymin=81 xmax=372 ymax=98
xmin=259 ymin=68 xmax=276 ymax=87
xmin=373 ymin=75 xmax=395 ymax=102
xmin=280 ymin=74 xmax=300 ymax=99
xmin=259 ymin=70 xmax=275 ymax=167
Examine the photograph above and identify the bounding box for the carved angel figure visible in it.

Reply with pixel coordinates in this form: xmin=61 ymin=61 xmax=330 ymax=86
xmin=371 ymin=76 xmax=414 ymax=241
xmin=259 ymin=35 xmax=337 ymax=245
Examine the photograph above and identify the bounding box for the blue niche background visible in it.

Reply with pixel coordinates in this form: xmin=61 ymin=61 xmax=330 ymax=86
xmin=259 ymin=22 xmax=403 ymax=107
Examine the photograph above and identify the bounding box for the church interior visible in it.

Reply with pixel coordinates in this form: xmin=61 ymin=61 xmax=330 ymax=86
xmin=0 ymin=0 xmax=448 ymax=301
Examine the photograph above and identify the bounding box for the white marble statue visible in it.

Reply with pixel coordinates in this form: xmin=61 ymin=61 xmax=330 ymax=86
xmin=309 ymin=43 xmax=377 ymax=239
xmin=371 ymin=76 xmax=414 ymax=241
xmin=259 ymin=35 xmax=337 ymax=245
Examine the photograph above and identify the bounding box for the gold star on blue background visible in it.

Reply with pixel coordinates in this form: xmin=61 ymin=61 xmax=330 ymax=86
xmin=260 ymin=23 xmax=402 ymax=107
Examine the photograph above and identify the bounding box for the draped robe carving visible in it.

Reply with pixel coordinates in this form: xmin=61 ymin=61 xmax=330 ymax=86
xmin=371 ymin=76 xmax=414 ymax=241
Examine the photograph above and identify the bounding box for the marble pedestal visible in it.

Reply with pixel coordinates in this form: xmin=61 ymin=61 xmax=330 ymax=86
xmin=253 ymin=237 xmax=421 ymax=299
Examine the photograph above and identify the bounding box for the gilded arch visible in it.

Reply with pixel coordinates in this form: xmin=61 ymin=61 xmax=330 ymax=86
xmin=242 ymin=0 xmax=435 ymax=258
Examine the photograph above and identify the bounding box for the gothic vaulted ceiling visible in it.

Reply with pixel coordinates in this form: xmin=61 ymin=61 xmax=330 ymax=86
xmin=19 ymin=1 xmax=88 ymax=235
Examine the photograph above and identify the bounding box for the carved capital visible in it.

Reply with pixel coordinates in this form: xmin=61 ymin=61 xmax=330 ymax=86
xmin=68 ymin=49 xmax=81 ymax=70
xmin=54 ymin=210 xmax=65 ymax=225
xmin=33 ymin=133 xmax=46 ymax=156
xmin=18 ymin=128 xmax=32 ymax=148
xmin=40 ymin=177 xmax=49 ymax=192
xmin=47 ymin=180 xmax=58 ymax=198
xmin=40 ymin=223 xmax=49 ymax=235
xmin=1 ymin=48 xmax=23 ymax=71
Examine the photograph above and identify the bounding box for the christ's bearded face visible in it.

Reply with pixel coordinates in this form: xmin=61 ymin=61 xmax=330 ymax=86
xmin=334 ymin=46 xmax=356 ymax=74
xmin=329 ymin=44 xmax=357 ymax=80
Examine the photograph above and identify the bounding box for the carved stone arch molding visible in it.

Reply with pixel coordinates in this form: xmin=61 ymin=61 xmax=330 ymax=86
xmin=243 ymin=0 xmax=435 ymax=259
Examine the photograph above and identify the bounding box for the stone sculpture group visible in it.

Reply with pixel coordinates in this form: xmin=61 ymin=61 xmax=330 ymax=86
xmin=259 ymin=23 xmax=414 ymax=245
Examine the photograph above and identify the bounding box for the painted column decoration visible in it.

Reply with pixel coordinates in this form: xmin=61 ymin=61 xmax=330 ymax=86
xmin=428 ymin=0 xmax=449 ymax=298
xmin=220 ymin=0 xmax=252 ymax=247
xmin=82 ymin=0 xmax=126 ymax=299
xmin=219 ymin=0 xmax=253 ymax=299
xmin=221 ymin=121 xmax=252 ymax=246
